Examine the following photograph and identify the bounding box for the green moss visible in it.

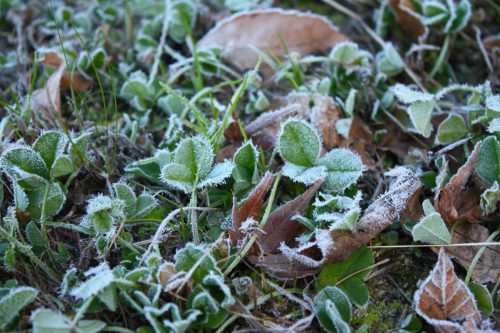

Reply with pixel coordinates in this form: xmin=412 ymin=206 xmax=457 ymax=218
xmin=351 ymin=299 xmax=403 ymax=332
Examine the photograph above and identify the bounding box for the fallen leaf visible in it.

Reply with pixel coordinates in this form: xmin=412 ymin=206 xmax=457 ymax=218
xmin=388 ymin=0 xmax=427 ymax=38
xmin=250 ymin=167 xmax=421 ymax=278
xmin=434 ymin=144 xmax=484 ymax=225
xmin=286 ymin=93 xmax=342 ymax=151
xmin=31 ymin=51 xmax=91 ymax=121
xmin=197 ymin=9 xmax=347 ymax=75
xmin=259 ymin=179 xmax=324 ymax=253
xmin=229 ymin=171 xmax=275 ymax=245
xmin=414 ymin=248 xmax=482 ymax=333
xmin=446 ymin=223 xmax=500 ymax=283
xmin=40 ymin=51 xmax=92 ymax=91
xmin=30 ymin=66 xmax=65 ymax=121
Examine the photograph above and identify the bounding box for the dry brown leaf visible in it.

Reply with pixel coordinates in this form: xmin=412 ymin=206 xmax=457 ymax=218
xmin=31 ymin=66 xmax=65 ymax=121
xmin=388 ymin=0 xmax=427 ymax=38
xmin=250 ymin=167 xmax=421 ymax=278
xmin=40 ymin=51 xmax=92 ymax=91
xmin=197 ymin=9 xmax=347 ymax=74
xmin=229 ymin=172 xmax=275 ymax=245
xmin=31 ymin=52 xmax=91 ymax=120
xmin=286 ymin=93 xmax=342 ymax=150
xmin=447 ymin=223 xmax=500 ymax=283
xmin=259 ymin=179 xmax=323 ymax=253
xmin=434 ymin=144 xmax=484 ymax=225
xmin=414 ymin=248 xmax=482 ymax=333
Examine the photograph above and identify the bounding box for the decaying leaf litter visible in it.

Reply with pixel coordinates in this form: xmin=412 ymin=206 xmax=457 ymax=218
xmin=0 ymin=0 xmax=499 ymax=332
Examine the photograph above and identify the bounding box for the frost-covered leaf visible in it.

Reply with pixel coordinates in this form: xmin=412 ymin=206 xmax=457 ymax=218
xmin=51 ymin=155 xmax=74 ymax=178
xmin=145 ymin=303 xmax=199 ymax=333
xmin=414 ymin=249 xmax=481 ymax=332
xmin=1 ymin=148 xmax=50 ymax=187
xmin=468 ymin=282 xmax=493 ymax=316
xmin=376 ymin=43 xmax=404 ymax=76
xmin=475 ymin=136 xmax=500 ymax=184
xmin=202 ymin=271 xmax=235 ymax=309
xmin=480 ymin=181 xmax=500 ymax=215
xmin=316 ymin=247 xmax=374 ymax=307
xmin=161 ymin=136 xmax=214 ymax=193
xmin=412 ymin=213 xmax=451 ymax=245
xmin=77 ymin=320 xmax=107 ymax=333
xmin=435 ymin=114 xmax=467 ymax=145
xmin=330 ymin=41 xmax=359 ymax=64
xmin=197 ymin=160 xmax=234 ymax=188
xmin=120 ymin=71 xmax=154 ymax=101
xmin=316 ymin=148 xmax=363 ymax=192
xmin=70 ymin=263 xmax=116 ymax=300
xmin=314 ymin=287 xmax=351 ymax=333
xmin=407 ymin=101 xmax=434 ymax=137
xmin=344 ymin=89 xmax=356 ymax=116
xmin=25 ymin=183 xmax=66 ymax=219
xmin=0 ymin=286 xmax=38 ymax=330
xmin=31 ymin=308 xmax=72 ymax=333
xmin=282 ymin=163 xmax=326 ymax=185
xmin=486 ymin=95 xmax=500 ymax=113
xmin=161 ymin=163 xmax=195 ymax=193
xmin=26 ymin=221 xmax=44 ymax=249
xmin=113 ymin=183 xmax=136 ymax=216
xmin=33 ymin=131 xmax=67 ymax=172
xmin=169 ymin=0 xmax=197 ymax=43
xmin=132 ymin=194 xmax=157 ymax=218
xmin=126 ymin=151 xmax=171 ymax=181
xmin=232 ymin=141 xmax=259 ymax=192
xmin=278 ymin=119 xmax=321 ymax=167
xmin=60 ymin=267 xmax=77 ymax=297
xmin=394 ymin=84 xmax=434 ymax=104
xmin=174 ymin=243 xmax=222 ymax=284
xmin=487 ymin=118 xmax=500 ymax=133
xmin=188 ymin=287 xmax=224 ymax=327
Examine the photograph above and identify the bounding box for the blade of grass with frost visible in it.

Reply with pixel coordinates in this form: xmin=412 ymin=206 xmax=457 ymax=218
xmin=210 ymin=63 xmax=260 ymax=151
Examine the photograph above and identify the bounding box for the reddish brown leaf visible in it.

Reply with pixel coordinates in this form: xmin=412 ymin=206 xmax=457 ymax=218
xmin=229 ymin=172 xmax=275 ymax=245
xmin=244 ymin=104 xmax=299 ymax=137
xmin=259 ymin=179 xmax=323 ymax=253
xmin=197 ymin=9 xmax=347 ymax=75
xmin=434 ymin=144 xmax=484 ymax=225
xmin=388 ymin=0 xmax=427 ymax=38
xmin=414 ymin=249 xmax=481 ymax=333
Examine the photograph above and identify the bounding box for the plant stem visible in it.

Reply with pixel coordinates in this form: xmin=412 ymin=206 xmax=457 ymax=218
xmin=190 ymin=189 xmax=199 ymax=243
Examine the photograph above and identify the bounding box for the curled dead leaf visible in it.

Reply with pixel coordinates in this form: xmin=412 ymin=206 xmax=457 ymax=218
xmin=388 ymin=0 xmax=427 ymax=38
xmin=197 ymin=9 xmax=347 ymax=75
xmin=434 ymin=144 xmax=484 ymax=225
xmin=414 ymin=249 xmax=482 ymax=333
